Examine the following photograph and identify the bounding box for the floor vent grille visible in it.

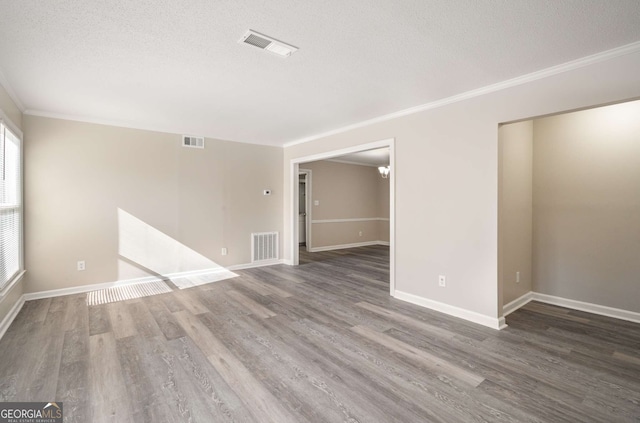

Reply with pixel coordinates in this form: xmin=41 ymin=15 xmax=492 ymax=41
xmin=252 ymin=232 xmax=279 ymax=262
xmin=86 ymin=280 xmax=172 ymax=306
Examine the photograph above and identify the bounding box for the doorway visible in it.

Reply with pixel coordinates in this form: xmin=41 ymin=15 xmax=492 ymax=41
xmin=290 ymin=138 xmax=395 ymax=296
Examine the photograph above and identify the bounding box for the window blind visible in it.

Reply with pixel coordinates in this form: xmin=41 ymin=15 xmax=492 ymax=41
xmin=0 ymin=122 xmax=22 ymax=290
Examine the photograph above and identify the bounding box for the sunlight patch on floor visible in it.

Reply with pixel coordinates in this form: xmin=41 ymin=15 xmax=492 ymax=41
xmin=168 ymin=269 xmax=238 ymax=289
xmin=86 ymin=280 xmax=172 ymax=306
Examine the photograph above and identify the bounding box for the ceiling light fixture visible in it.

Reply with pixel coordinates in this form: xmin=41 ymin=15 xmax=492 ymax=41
xmin=239 ymin=30 xmax=298 ymax=57
xmin=378 ymin=166 xmax=390 ymax=178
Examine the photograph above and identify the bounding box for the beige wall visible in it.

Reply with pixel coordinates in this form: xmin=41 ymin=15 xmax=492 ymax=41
xmin=284 ymin=50 xmax=640 ymax=322
xmin=533 ymin=101 xmax=640 ymax=312
xmin=0 ymin=84 xmax=21 ymax=130
xmin=499 ymin=121 xmax=533 ymax=307
xmin=312 ymin=220 xmax=381 ymax=247
xmin=24 ymin=116 xmax=282 ymax=293
xmin=301 ymin=160 xmax=389 ymax=248
xmin=0 ymin=84 xmax=24 ymax=325
xmin=377 ymin=170 xmax=390 ymax=242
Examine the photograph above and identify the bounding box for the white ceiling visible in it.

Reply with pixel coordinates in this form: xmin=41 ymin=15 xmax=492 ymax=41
xmin=1 ymin=1 xmax=639 ymax=146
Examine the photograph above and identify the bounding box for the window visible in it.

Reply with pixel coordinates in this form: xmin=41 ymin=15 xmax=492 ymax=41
xmin=0 ymin=120 xmax=22 ymax=290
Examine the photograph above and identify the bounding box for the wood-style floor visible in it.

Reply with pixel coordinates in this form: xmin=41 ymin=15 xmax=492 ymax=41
xmin=1 ymin=245 xmax=639 ymax=422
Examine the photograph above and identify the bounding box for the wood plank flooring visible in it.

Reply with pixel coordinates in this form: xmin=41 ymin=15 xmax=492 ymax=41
xmin=1 ymin=245 xmax=639 ymax=422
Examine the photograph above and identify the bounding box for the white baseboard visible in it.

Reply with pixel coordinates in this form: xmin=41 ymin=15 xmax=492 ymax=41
xmin=0 ymin=270 xmax=26 ymax=298
xmin=502 ymin=291 xmax=640 ymax=324
xmin=26 ymin=274 xmax=170 ymax=301
xmin=0 ymin=261 xmax=285 ymax=339
xmin=309 ymin=241 xmax=389 ymax=253
xmin=0 ymin=295 xmax=25 ymax=340
xmin=532 ymin=293 xmax=640 ymax=324
xmin=23 ymin=263 xmax=273 ymax=301
xmin=26 ymin=275 xmax=166 ymax=301
xmin=227 ymin=259 xmax=284 ymax=270
xmin=503 ymin=291 xmax=534 ymax=316
xmin=394 ymin=290 xmax=505 ymax=330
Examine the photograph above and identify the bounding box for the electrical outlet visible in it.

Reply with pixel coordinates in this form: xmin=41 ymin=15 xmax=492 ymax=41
xmin=221 ymin=248 xmax=228 ymax=256
xmin=77 ymin=261 xmax=86 ymax=271
xmin=438 ymin=275 xmax=446 ymax=287
xmin=358 ymin=231 xmax=363 ymax=237
xmin=516 ymin=271 xmax=520 ymax=283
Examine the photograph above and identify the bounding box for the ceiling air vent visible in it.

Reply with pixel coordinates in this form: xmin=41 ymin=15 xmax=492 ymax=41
xmin=182 ymin=135 xmax=204 ymax=149
xmin=239 ymin=30 xmax=298 ymax=57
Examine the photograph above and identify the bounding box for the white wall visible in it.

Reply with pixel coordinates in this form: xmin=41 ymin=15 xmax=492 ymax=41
xmin=533 ymin=101 xmax=640 ymax=312
xmin=23 ymin=116 xmax=283 ymax=293
xmin=0 ymin=84 xmax=21 ymax=130
xmin=499 ymin=121 xmax=533 ymax=307
xmin=284 ymin=49 xmax=640 ymax=326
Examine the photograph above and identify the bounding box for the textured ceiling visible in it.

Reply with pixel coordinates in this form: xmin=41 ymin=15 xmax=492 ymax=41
xmin=1 ymin=1 xmax=640 ymax=146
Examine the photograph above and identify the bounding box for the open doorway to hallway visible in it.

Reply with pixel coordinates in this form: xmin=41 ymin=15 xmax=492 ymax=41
xmin=290 ymin=138 xmax=395 ymax=295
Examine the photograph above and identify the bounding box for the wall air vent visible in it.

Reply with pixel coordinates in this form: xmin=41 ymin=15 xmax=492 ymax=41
xmin=239 ymin=30 xmax=298 ymax=57
xmin=182 ymin=135 xmax=204 ymax=149
xmin=251 ymin=232 xmax=279 ymax=262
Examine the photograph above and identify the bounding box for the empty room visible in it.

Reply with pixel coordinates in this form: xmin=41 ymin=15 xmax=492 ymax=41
xmin=0 ymin=1 xmax=639 ymax=422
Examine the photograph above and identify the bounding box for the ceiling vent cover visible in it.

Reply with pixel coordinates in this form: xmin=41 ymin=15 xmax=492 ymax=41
xmin=182 ymin=135 xmax=204 ymax=149
xmin=239 ymin=30 xmax=298 ymax=57
xmin=244 ymin=33 xmax=272 ymax=49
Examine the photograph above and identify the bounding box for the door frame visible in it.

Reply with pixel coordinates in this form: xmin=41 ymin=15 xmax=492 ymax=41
xmin=298 ymin=169 xmax=312 ymax=251
xmin=289 ymin=138 xmax=395 ymax=296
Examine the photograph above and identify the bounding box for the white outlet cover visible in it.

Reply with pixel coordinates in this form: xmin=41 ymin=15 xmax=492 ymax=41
xmin=438 ymin=275 xmax=446 ymax=286
xmin=314 ymin=200 xmax=320 ymax=206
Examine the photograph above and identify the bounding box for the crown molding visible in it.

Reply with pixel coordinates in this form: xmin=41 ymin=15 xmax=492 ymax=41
xmin=8 ymin=40 xmax=640 ymax=149
xmin=283 ymin=40 xmax=640 ymax=148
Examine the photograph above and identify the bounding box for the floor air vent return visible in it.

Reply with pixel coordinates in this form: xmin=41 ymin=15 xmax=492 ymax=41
xmin=252 ymin=232 xmax=279 ymax=262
